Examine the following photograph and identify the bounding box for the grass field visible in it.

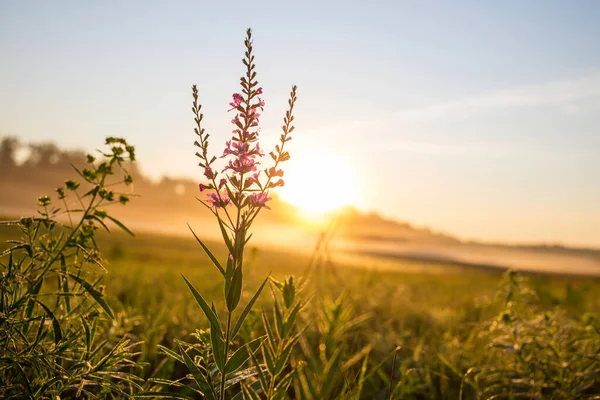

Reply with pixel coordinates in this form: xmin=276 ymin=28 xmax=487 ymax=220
xmin=2 ymin=219 xmax=599 ymax=398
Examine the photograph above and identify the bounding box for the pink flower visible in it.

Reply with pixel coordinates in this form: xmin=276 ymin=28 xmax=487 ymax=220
xmin=246 ymin=172 xmax=261 ymax=186
xmin=206 ymin=191 xmax=231 ymax=208
xmin=222 ymin=157 xmax=258 ymax=174
xmin=229 ymin=93 xmax=244 ymax=110
xmin=256 ymin=87 xmax=263 ymax=95
xmin=219 ymin=178 xmax=227 ymax=188
xmin=199 ymin=183 xmax=207 ymax=192
xmin=204 ymin=167 xmax=214 ymax=179
xmin=249 ymin=192 xmax=271 ymax=210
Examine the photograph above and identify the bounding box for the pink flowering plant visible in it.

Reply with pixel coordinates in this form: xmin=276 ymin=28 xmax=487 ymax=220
xmin=161 ymin=28 xmax=298 ymax=399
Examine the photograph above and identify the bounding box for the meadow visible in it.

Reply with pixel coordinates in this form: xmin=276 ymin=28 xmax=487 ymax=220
xmin=2 ymin=218 xmax=600 ymax=399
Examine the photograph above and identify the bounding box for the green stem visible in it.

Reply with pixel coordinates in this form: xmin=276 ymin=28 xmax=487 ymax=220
xmin=220 ymin=312 xmax=232 ymax=400
xmin=29 ymin=189 xmax=98 ymax=294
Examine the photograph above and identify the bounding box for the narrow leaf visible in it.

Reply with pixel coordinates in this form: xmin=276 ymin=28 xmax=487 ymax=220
xmin=231 ymin=276 xmax=269 ymax=340
xmin=241 ymin=384 xmax=262 ymax=400
xmin=217 ymin=218 xmax=234 ymax=254
xmin=188 ymin=224 xmax=225 ymax=275
xmin=35 ymin=301 xmax=62 ymax=344
xmin=178 ymin=343 xmax=216 ymax=399
xmin=105 ymin=215 xmax=135 ymax=236
xmin=67 ymin=273 xmax=115 ymax=319
xmin=226 ymin=266 xmax=243 ymax=312
xmin=211 ymin=326 xmax=226 ymax=372
xmin=182 ymin=275 xmax=223 ymax=338
xmin=225 ymin=336 xmax=263 ymax=374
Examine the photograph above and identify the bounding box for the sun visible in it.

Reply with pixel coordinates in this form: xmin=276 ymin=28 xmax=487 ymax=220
xmin=278 ymin=149 xmax=360 ymax=214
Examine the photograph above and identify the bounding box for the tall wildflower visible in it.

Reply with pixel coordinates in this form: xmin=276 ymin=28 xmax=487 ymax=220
xmin=182 ymin=28 xmax=298 ymax=399
xmin=193 ymin=29 xmax=297 ymax=274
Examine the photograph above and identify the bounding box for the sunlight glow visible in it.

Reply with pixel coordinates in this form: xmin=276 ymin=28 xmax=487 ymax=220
xmin=279 ymin=150 xmax=360 ymax=214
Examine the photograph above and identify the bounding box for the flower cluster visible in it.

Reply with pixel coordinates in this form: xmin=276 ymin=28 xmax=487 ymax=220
xmin=193 ymin=29 xmax=296 ymax=223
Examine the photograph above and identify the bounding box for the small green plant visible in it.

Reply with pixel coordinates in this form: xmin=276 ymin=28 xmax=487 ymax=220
xmin=467 ymin=270 xmax=600 ymax=398
xmin=240 ymin=276 xmax=306 ymax=399
xmin=0 ymin=137 xmax=141 ymax=398
xmin=293 ymin=294 xmax=372 ymax=399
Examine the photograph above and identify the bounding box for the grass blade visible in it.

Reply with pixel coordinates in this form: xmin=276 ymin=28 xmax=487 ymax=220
xmin=188 ymin=223 xmax=225 ymax=275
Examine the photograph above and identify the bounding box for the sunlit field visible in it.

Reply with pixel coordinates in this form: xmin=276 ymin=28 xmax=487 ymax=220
xmin=2 ymin=215 xmax=600 ymax=398
xmin=2 ymin=6 xmax=600 ymax=398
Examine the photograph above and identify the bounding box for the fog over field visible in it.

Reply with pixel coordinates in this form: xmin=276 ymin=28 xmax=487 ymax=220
xmin=2 ymin=137 xmax=599 ymax=276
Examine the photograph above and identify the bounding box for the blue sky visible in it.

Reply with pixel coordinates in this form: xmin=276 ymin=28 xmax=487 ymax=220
xmin=1 ymin=1 xmax=599 ymax=246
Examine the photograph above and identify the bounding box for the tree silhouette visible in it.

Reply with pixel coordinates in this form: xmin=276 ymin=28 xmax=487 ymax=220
xmin=0 ymin=136 xmax=19 ymax=171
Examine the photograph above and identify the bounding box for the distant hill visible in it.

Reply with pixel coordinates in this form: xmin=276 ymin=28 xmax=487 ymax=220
xmin=2 ymin=135 xmax=599 ymax=275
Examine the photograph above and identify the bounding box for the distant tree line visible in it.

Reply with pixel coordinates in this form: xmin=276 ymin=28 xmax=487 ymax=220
xmin=0 ymin=136 xmax=145 ymax=181
xmin=0 ymin=135 xmax=297 ymax=222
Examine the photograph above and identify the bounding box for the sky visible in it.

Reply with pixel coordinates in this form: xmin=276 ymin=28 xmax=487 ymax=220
xmin=1 ymin=1 xmax=599 ymax=247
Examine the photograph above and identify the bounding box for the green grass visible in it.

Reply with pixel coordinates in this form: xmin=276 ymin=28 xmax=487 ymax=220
xmin=2 ymin=222 xmax=599 ymax=398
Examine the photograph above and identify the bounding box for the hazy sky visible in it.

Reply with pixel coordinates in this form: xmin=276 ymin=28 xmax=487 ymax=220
xmin=1 ymin=1 xmax=599 ymax=246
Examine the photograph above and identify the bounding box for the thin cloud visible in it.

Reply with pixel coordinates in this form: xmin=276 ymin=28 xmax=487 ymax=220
xmin=406 ymin=71 xmax=600 ymax=119
xmin=372 ymin=140 xmax=517 ymax=156
xmin=325 ymin=71 xmax=600 ymax=132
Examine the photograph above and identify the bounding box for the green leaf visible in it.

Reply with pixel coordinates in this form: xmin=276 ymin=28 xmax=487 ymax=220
xmin=60 ymin=255 xmax=70 ymax=313
xmin=225 ymin=337 xmax=263 ymax=374
xmin=182 ymin=275 xmax=223 ymax=338
xmin=272 ymin=370 xmax=295 ymax=400
xmin=273 ymin=300 xmax=284 ymax=339
xmin=158 ymin=344 xmax=184 ymax=364
xmin=284 ymin=300 xmax=305 ymax=337
xmin=322 ymin=348 xmax=343 ymax=397
xmin=178 ymin=343 xmax=216 ymax=399
xmin=263 ymin=342 xmax=277 ymax=376
xmin=105 ymin=215 xmax=135 ymax=236
xmin=232 ymin=380 xmax=263 ymax=400
xmin=27 ymin=316 xmax=46 ymax=354
xmin=231 ymin=276 xmax=269 ymax=340
xmin=81 ymin=316 xmax=92 ymax=357
xmin=262 ymin=313 xmax=277 ymax=350
xmin=9 ymin=360 xmax=34 ymax=397
xmin=225 ymin=254 xmax=234 ymax=281
xmin=34 ymin=377 xmax=62 ymax=398
xmin=24 ymin=277 xmax=43 ymax=334
xmin=188 ymin=224 xmax=225 ymax=276
xmin=87 ymin=213 xmax=111 ymax=232
xmin=217 ymin=218 xmax=234 ymax=254
xmin=211 ymin=325 xmax=226 ymax=372
xmin=35 ymin=301 xmax=62 ymax=344
xmin=241 ymin=384 xmax=262 ymax=400
xmin=226 ymin=266 xmax=243 ymax=312
xmin=67 ymin=273 xmax=115 ymax=319
xmin=355 ymin=352 xmax=370 ymax=399
xmin=274 ymin=339 xmax=296 ymax=377
xmin=283 ymin=278 xmax=295 ymax=308
xmin=249 ymin=351 xmax=269 ymax=394
xmin=298 ymin=368 xmax=319 ymax=400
